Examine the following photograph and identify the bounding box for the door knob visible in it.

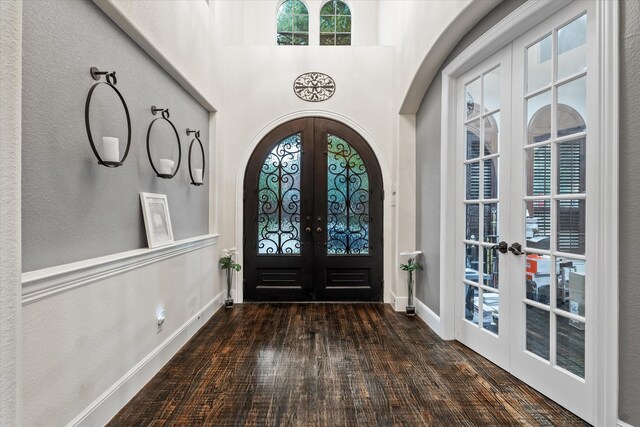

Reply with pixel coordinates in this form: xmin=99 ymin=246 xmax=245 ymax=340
xmin=508 ymin=242 xmax=524 ymax=256
xmin=305 ymin=227 xmax=312 ymax=233
xmin=317 ymin=227 xmax=323 ymax=233
xmin=491 ymin=241 xmax=508 ymax=254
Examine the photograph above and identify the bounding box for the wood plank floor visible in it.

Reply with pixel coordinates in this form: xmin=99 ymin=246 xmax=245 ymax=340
xmin=109 ymin=304 xmax=589 ymax=426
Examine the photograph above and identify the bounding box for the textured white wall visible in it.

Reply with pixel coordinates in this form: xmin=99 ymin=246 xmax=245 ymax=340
xmin=212 ymin=0 xmax=499 ymax=303
xmin=220 ymin=45 xmax=398 ymax=301
xmin=218 ymin=0 xmax=489 ymax=113
xmin=22 ymin=0 xmax=212 ymax=272
xmin=377 ymin=0 xmax=500 ymax=113
xmin=22 ymin=242 xmax=221 ymax=426
xmin=94 ymin=0 xmax=222 ymax=108
xmin=217 ymin=0 xmax=379 ymax=47
xmin=7 ymin=0 xmax=514 ymax=425
xmin=0 ymin=1 xmax=22 ymax=425
xmin=17 ymin=1 xmax=225 ymax=425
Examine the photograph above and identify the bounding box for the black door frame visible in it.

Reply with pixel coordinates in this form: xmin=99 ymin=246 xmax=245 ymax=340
xmin=243 ymin=117 xmax=383 ymax=302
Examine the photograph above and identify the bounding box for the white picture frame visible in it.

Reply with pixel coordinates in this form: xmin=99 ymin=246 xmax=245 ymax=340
xmin=140 ymin=192 xmax=174 ymax=248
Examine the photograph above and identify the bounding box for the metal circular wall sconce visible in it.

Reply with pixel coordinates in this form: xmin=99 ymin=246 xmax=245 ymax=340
xmin=85 ymin=67 xmax=131 ymax=168
xmin=186 ymin=128 xmax=205 ymax=186
xmin=146 ymin=106 xmax=181 ymax=179
xmin=293 ymin=72 xmax=336 ymax=102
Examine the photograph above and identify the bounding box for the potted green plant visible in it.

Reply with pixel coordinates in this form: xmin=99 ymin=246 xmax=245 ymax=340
xmin=219 ymin=247 xmax=241 ymax=308
xmin=400 ymin=251 xmax=423 ymax=316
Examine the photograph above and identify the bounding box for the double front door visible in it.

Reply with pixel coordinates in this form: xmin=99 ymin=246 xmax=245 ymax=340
xmin=243 ymin=118 xmax=383 ymax=302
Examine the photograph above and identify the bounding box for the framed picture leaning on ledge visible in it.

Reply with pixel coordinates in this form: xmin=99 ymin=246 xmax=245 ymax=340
xmin=140 ymin=192 xmax=174 ymax=248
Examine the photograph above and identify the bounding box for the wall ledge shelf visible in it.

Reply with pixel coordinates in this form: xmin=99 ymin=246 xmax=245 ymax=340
xmin=22 ymin=234 xmax=219 ymax=305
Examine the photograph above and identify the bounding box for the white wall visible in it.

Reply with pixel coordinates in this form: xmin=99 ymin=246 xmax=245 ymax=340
xmin=213 ymin=0 xmax=499 ymax=304
xmin=378 ymin=0 xmax=472 ymax=107
xmin=12 ymin=1 xmax=514 ymax=424
xmin=218 ymin=0 xmax=379 ymax=47
xmin=22 ymin=238 xmax=221 ymax=426
xmin=94 ymin=0 xmax=222 ymax=108
xmin=215 ymin=0 xmax=393 ymax=302
xmin=377 ymin=0 xmax=500 ymax=113
xmin=218 ymin=0 xmax=489 ymax=113
xmin=220 ymin=45 xmax=398 ymax=302
xmin=17 ymin=1 xmax=226 ymax=425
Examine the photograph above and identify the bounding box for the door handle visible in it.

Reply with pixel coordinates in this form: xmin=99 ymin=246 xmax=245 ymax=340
xmin=316 ymin=227 xmax=323 ymax=233
xmin=508 ymin=242 xmax=524 ymax=256
xmin=491 ymin=241 xmax=508 ymax=254
xmin=305 ymin=227 xmax=312 ymax=233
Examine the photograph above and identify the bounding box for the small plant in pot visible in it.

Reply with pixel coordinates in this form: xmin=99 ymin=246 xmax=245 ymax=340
xmin=400 ymin=251 xmax=423 ymax=316
xmin=219 ymin=247 xmax=241 ymax=308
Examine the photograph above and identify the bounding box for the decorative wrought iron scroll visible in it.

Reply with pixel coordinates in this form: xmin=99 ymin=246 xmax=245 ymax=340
xmin=327 ymin=134 xmax=370 ymax=255
xmin=257 ymin=134 xmax=302 ymax=254
xmin=293 ymin=72 xmax=336 ymax=102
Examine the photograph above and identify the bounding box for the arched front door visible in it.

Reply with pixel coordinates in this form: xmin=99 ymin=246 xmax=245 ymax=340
xmin=243 ymin=117 xmax=383 ymax=301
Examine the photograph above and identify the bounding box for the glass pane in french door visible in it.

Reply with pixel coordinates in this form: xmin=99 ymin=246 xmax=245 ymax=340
xmin=522 ymin=13 xmax=587 ymax=378
xmin=463 ymin=65 xmax=502 ymax=336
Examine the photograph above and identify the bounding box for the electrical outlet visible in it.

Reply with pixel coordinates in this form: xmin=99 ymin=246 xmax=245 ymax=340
xmin=156 ymin=309 xmax=166 ymax=333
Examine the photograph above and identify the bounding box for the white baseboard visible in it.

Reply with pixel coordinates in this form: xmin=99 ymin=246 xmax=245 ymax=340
xmin=619 ymin=420 xmax=637 ymax=427
xmin=389 ymin=290 xmax=407 ymax=312
xmin=23 ymin=234 xmax=219 ymax=305
xmin=394 ymin=296 xmax=409 ymax=312
xmin=68 ymin=291 xmax=225 ymax=427
xmin=414 ymin=297 xmax=445 ymax=339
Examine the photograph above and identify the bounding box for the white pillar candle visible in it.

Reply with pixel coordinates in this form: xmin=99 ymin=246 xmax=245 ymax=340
xmin=193 ymin=168 xmax=203 ymax=184
xmin=158 ymin=158 xmax=174 ymax=175
xmin=102 ymin=137 xmax=119 ymax=162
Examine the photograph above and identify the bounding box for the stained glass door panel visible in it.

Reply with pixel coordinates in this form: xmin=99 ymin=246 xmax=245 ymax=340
xmin=326 ymin=134 xmax=370 ymax=255
xmin=257 ymin=134 xmax=302 ymax=254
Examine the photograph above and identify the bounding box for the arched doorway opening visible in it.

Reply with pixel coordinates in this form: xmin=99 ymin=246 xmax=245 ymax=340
xmin=243 ymin=117 xmax=383 ymax=301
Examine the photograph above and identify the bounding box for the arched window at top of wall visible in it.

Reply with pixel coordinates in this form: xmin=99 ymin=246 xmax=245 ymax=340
xmin=277 ymin=0 xmax=309 ymax=45
xmin=320 ymin=0 xmax=351 ymax=45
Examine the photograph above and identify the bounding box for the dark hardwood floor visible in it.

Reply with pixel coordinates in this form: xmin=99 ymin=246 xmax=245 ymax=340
xmin=109 ymin=304 xmax=589 ymax=426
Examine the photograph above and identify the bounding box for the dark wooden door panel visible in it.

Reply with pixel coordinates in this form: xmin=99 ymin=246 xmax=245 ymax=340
xmin=243 ymin=118 xmax=314 ymax=302
xmin=313 ymin=118 xmax=383 ymax=301
xmin=244 ymin=117 xmax=383 ymax=302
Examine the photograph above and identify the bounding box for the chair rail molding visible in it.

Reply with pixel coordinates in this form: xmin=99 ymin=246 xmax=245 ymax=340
xmin=22 ymin=234 xmax=219 ymax=305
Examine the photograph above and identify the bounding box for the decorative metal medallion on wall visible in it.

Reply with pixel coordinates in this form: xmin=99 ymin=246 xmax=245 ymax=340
xmin=293 ymin=72 xmax=336 ymax=102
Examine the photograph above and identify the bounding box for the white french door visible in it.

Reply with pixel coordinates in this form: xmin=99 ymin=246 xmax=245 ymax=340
xmin=454 ymin=1 xmax=597 ymax=423
xmin=455 ymin=46 xmax=512 ymax=370
xmin=509 ymin=1 xmax=596 ymax=421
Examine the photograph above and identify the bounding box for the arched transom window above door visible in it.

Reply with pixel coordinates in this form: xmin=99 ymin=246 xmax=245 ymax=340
xmin=277 ymin=0 xmax=309 ymax=45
